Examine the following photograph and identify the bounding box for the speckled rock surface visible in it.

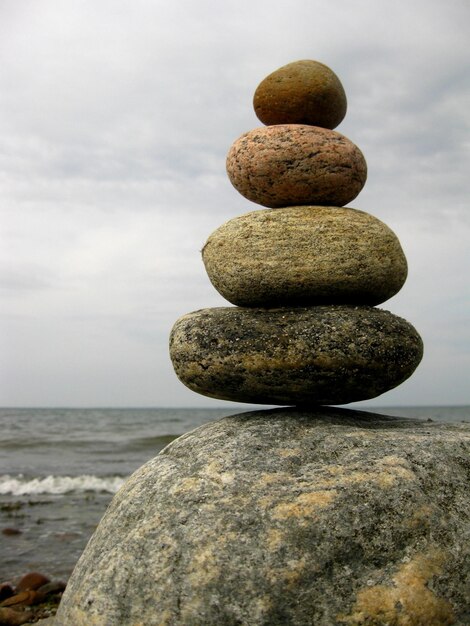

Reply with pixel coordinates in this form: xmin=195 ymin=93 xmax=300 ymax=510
xmin=55 ymin=407 xmax=470 ymax=626
xmin=226 ymin=125 xmax=367 ymax=208
xmin=202 ymin=206 xmax=407 ymax=307
xmin=253 ymin=59 xmax=347 ymax=129
xmin=169 ymin=306 xmax=423 ymax=405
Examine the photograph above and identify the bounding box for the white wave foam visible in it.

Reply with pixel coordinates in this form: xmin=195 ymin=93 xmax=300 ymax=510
xmin=0 ymin=474 xmax=125 ymax=496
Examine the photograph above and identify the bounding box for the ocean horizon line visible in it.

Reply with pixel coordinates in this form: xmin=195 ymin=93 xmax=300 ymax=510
xmin=1 ymin=403 xmax=468 ymax=410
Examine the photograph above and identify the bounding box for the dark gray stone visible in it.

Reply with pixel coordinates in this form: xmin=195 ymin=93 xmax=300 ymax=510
xmin=169 ymin=305 xmax=423 ymax=405
xmin=56 ymin=407 xmax=470 ymax=625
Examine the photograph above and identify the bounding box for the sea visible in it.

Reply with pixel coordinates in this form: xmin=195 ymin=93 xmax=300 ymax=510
xmin=1 ymin=405 xmax=469 ymax=583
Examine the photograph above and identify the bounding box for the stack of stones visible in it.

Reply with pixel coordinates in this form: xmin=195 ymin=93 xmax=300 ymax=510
xmin=56 ymin=62 xmax=470 ymax=626
xmin=170 ymin=59 xmax=423 ymax=406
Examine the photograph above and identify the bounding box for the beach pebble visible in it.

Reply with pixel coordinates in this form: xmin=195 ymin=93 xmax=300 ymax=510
xmin=226 ymin=125 xmax=367 ymax=208
xmin=0 ymin=576 xmax=64 ymax=625
xmin=16 ymin=573 xmax=50 ymax=592
xmin=0 ymin=584 xmax=14 ymax=602
xmin=169 ymin=306 xmax=423 ymax=406
xmin=203 ymin=206 xmax=407 ymax=306
xmin=0 ymin=606 xmax=34 ymax=625
xmin=55 ymin=408 xmax=470 ymax=625
xmin=37 ymin=581 xmax=66 ymax=596
xmin=2 ymin=528 xmax=22 ymax=536
xmin=253 ymin=59 xmax=347 ymax=128
xmin=0 ymin=590 xmax=44 ymax=608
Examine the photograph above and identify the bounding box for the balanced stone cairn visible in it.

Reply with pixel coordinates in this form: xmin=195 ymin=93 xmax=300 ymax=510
xmin=170 ymin=59 xmax=423 ymax=406
xmin=56 ymin=61 xmax=470 ymax=626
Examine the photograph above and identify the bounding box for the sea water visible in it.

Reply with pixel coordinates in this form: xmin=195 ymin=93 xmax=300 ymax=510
xmin=1 ymin=406 xmax=469 ymax=581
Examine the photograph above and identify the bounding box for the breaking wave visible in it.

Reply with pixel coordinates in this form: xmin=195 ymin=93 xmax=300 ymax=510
xmin=0 ymin=474 xmax=126 ymax=496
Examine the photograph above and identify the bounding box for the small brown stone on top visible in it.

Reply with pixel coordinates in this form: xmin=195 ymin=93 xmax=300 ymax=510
xmin=253 ymin=59 xmax=347 ymax=129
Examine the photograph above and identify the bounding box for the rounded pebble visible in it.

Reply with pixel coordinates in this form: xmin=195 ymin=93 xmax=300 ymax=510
xmin=203 ymin=206 xmax=407 ymax=307
xmin=253 ymin=59 xmax=347 ymax=128
xmin=169 ymin=306 xmax=423 ymax=406
xmin=226 ymin=125 xmax=367 ymax=208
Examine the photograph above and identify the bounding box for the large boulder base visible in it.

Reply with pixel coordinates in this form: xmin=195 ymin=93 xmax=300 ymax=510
xmin=226 ymin=125 xmax=367 ymax=208
xmin=169 ymin=305 xmax=423 ymax=405
xmin=56 ymin=407 xmax=470 ymax=625
xmin=202 ymin=206 xmax=408 ymax=307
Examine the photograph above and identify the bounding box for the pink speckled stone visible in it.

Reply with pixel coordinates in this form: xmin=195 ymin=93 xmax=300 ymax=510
xmin=226 ymin=125 xmax=367 ymax=208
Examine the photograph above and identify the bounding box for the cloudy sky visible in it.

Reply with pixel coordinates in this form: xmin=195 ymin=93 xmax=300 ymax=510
xmin=1 ymin=0 xmax=469 ymax=408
